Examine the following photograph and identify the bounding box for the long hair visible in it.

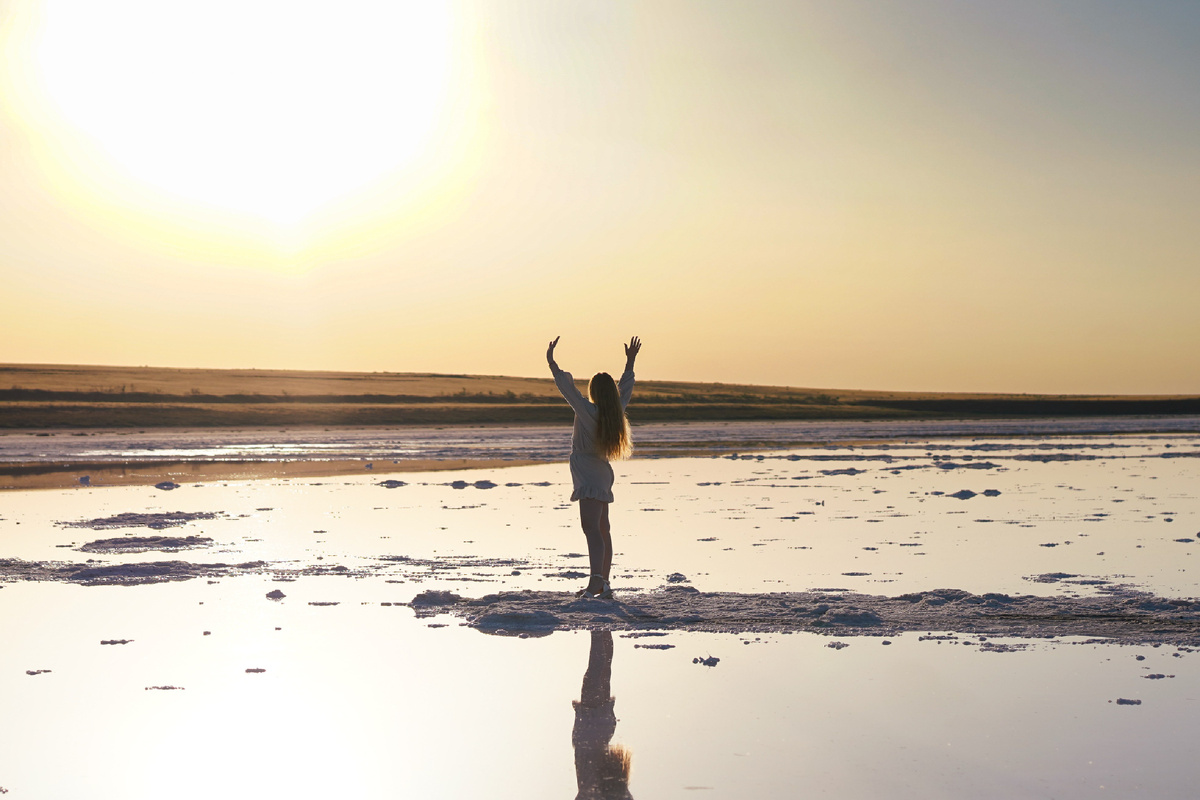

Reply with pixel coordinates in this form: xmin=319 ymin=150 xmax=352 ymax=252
xmin=588 ymin=372 xmax=632 ymax=461
xmin=597 ymin=745 xmax=632 ymax=798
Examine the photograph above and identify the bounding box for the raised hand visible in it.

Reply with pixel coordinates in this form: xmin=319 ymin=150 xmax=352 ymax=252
xmin=547 ymin=335 xmax=561 ymax=365
xmin=624 ymin=335 xmax=641 ymax=364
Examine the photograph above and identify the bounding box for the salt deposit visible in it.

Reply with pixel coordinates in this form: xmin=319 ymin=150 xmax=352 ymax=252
xmin=59 ymin=511 xmax=220 ymax=530
xmin=406 ymin=586 xmax=1200 ymax=645
xmin=77 ymin=535 xmax=214 ymax=554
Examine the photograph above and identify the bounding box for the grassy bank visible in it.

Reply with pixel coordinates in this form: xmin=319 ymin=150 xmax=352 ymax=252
xmin=2 ymin=363 xmax=1198 ymax=429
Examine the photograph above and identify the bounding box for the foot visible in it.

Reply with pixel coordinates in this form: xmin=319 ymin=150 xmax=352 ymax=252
xmin=576 ymin=574 xmax=611 ymax=599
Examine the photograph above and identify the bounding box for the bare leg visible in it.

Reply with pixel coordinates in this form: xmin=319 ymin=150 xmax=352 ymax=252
xmin=600 ymin=502 xmax=613 ymax=581
xmin=578 ymin=499 xmax=612 ymax=595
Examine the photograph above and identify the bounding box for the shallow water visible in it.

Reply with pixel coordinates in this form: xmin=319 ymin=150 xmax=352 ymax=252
xmin=2 ymin=429 xmax=1199 ymax=798
xmin=2 ymin=579 xmax=1197 ymax=799
xmin=5 ymin=415 xmax=1200 ymax=463
xmin=4 ymin=432 xmax=1198 ymax=597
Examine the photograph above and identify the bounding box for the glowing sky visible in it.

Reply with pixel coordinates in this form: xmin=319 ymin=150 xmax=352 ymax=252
xmin=2 ymin=0 xmax=1198 ymax=393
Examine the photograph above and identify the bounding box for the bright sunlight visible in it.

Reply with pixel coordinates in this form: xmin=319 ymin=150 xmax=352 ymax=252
xmin=29 ymin=0 xmax=453 ymax=226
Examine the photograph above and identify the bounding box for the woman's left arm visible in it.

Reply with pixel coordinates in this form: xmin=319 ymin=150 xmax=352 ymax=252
xmin=618 ymin=336 xmax=639 ymax=408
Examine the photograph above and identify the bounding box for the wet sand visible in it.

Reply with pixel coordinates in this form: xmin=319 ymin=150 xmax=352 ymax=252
xmin=0 ymin=457 xmax=543 ymax=491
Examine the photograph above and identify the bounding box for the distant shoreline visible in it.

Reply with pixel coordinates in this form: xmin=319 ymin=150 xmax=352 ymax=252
xmin=3 ymin=362 xmax=1199 ymax=429
xmin=0 ymin=457 xmax=544 ymax=492
xmin=4 ymin=415 xmax=1199 ymax=492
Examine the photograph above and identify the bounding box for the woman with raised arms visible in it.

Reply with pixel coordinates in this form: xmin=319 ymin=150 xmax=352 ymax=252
xmin=546 ymin=335 xmax=641 ymax=599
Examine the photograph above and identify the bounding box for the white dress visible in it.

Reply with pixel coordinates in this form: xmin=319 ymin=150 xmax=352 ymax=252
xmin=550 ymin=364 xmax=635 ymax=503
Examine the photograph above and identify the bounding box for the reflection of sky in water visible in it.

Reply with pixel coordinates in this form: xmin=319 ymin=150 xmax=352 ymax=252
xmin=2 ymin=578 xmax=1196 ymax=798
xmin=1 ymin=429 xmax=1199 ymax=797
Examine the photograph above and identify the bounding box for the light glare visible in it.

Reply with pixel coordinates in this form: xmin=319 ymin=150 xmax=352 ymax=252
xmin=32 ymin=0 xmax=452 ymax=226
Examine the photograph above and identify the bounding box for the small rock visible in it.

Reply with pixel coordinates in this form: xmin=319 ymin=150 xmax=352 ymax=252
xmin=693 ymin=655 xmax=720 ymax=667
xmin=154 ymin=481 xmax=180 ymax=491
xmin=266 ymin=589 xmax=286 ymax=600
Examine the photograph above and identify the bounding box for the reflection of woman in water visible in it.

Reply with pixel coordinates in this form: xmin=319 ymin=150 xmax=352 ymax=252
xmin=547 ymin=336 xmax=641 ymax=599
xmin=573 ymin=630 xmax=633 ymax=800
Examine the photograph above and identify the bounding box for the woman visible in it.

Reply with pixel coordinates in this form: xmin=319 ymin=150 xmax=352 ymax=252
xmin=546 ymin=335 xmax=641 ymax=599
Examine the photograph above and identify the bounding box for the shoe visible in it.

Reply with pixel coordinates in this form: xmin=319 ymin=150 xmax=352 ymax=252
xmin=576 ymin=574 xmax=612 ymax=599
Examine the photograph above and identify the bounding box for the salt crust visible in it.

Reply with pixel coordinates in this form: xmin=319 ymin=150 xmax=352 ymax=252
xmin=77 ymin=536 xmax=214 ymax=554
xmin=58 ymin=511 xmax=220 ymax=530
xmin=2 ymin=560 xmax=1197 ymax=644
xmin=408 ymin=585 xmax=1200 ymax=645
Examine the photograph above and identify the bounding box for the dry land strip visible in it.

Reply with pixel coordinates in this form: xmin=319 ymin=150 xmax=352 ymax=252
xmin=4 ymin=362 xmax=1199 ymax=429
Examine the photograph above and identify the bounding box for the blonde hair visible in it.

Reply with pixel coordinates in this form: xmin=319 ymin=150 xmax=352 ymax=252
xmin=589 ymin=372 xmax=632 ymax=461
xmin=598 ymin=745 xmax=632 ymax=796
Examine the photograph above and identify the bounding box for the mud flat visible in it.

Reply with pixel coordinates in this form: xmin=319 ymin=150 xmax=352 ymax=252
xmin=0 ymin=457 xmax=543 ymax=491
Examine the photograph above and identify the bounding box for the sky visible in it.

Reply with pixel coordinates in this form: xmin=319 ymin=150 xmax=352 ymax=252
xmin=2 ymin=0 xmax=1198 ymax=394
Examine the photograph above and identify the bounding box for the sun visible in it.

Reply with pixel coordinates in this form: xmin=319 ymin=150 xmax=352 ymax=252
xmin=25 ymin=0 xmax=454 ymax=227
